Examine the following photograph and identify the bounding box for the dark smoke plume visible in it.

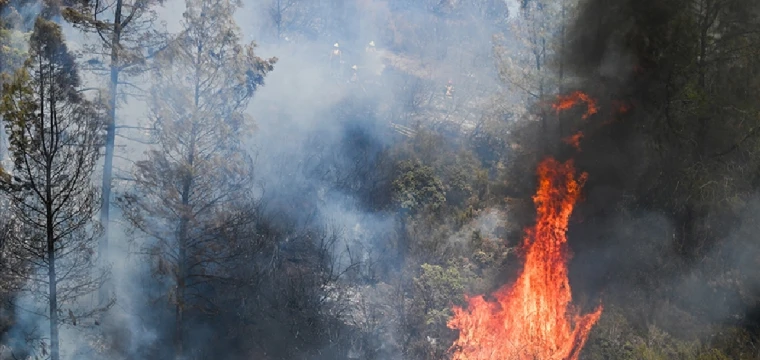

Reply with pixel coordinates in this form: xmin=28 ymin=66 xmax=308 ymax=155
xmin=511 ymin=0 xmax=760 ymax=341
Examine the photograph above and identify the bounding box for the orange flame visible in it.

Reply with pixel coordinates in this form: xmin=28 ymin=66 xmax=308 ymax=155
xmin=563 ymin=131 xmax=584 ymax=151
xmin=448 ymin=158 xmax=602 ymax=360
xmin=553 ymin=91 xmax=598 ymax=119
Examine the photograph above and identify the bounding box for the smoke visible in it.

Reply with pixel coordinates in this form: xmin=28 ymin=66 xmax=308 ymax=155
xmin=2 ymin=0 xmax=696 ymax=357
xmin=0 ymin=0 xmax=512 ymax=358
xmin=517 ymin=0 xmax=760 ymax=346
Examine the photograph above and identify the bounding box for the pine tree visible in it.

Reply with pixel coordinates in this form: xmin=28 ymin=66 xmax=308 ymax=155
xmin=117 ymin=0 xmax=275 ymax=357
xmin=0 ymin=18 xmax=108 ymax=360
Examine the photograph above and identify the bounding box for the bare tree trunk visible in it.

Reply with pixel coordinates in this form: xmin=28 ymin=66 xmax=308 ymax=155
xmin=46 ymin=128 xmax=59 ymax=360
xmin=175 ymin=155 xmax=193 ymax=359
xmin=47 ymin=221 xmax=59 ymax=360
xmin=176 ymin=38 xmax=200 ymax=355
xmin=174 ymin=268 xmax=185 ymax=359
xmin=99 ymin=0 xmax=123 ymax=306
xmin=174 ymin=43 xmax=203 ymax=357
xmin=174 ymin=165 xmax=192 ymax=359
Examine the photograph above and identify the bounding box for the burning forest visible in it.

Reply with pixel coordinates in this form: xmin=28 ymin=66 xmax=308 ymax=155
xmin=448 ymin=90 xmax=604 ymax=360
xmin=0 ymin=0 xmax=760 ymax=359
xmin=448 ymin=157 xmax=602 ymax=360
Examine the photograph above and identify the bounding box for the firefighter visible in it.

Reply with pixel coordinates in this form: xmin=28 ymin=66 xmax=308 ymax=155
xmin=445 ymin=79 xmax=454 ymax=98
xmin=350 ymin=64 xmax=359 ymax=83
xmin=331 ymin=42 xmax=342 ymax=60
xmin=349 ymin=64 xmax=368 ymax=94
xmin=330 ymin=43 xmax=343 ymax=79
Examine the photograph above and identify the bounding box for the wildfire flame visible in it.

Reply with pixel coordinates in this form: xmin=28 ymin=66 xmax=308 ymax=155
xmin=563 ymin=131 xmax=584 ymax=151
xmin=553 ymin=91 xmax=598 ymax=119
xmin=448 ymin=158 xmax=603 ymax=360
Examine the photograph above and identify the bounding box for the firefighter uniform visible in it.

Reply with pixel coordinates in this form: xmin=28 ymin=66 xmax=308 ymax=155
xmin=330 ymin=43 xmax=343 ymax=79
xmin=445 ymin=80 xmax=454 ymax=98
xmin=350 ymin=65 xmax=359 ymax=82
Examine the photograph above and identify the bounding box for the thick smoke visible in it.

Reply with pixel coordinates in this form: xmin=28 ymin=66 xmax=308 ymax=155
xmin=0 ymin=0 xmax=514 ymax=359
xmin=9 ymin=0 xmax=759 ymax=358
xmin=522 ymin=0 xmax=760 ymax=345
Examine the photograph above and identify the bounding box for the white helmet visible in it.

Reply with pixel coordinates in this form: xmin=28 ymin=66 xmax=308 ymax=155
xmin=334 ymin=43 xmax=339 ymax=48
xmin=369 ymin=41 xmax=375 ymax=47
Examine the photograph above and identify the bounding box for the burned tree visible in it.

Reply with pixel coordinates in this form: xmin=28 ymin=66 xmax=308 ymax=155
xmin=0 ymin=18 xmax=108 ymax=360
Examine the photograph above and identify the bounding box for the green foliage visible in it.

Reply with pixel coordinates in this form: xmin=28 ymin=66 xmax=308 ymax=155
xmin=468 ymin=230 xmax=508 ymax=269
xmin=584 ymin=308 xmax=744 ymax=360
xmin=629 ymin=337 xmax=733 ymax=360
xmin=0 ymin=28 xmax=30 ymax=73
xmin=403 ymin=262 xmax=466 ymax=359
xmin=0 ymin=0 xmax=35 ymax=79
xmin=707 ymin=327 xmax=758 ymax=360
xmin=583 ymin=309 xmax=637 ymax=360
xmin=390 ymin=130 xmax=492 ymax=218
xmin=0 ymin=17 xmax=106 ymax=360
xmin=0 ymin=22 xmax=34 ymax=177
xmin=441 ymin=152 xmax=489 ymax=208
xmin=412 ymin=263 xmax=465 ymax=326
xmin=392 ymin=160 xmax=446 ymax=214
xmin=2 ymin=17 xmax=96 ymax=190
xmin=0 ymin=67 xmax=33 ymax=168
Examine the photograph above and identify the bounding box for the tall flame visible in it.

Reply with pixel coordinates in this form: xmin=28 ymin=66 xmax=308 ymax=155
xmin=448 ymin=158 xmax=602 ymax=360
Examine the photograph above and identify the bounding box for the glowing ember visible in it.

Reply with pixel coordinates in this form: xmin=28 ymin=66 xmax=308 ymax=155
xmin=612 ymin=100 xmax=631 ymax=114
xmin=448 ymin=158 xmax=602 ymax=360
xmin=563 ymin=131 xmax=584 ymax=151
xmin=553 ymin=91 xmax=598 ymax=119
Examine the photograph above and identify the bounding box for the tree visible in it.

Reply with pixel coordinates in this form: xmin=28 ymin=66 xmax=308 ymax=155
xmin=562 ymin=0 xmax=760 ymax=258
xmin=0 ymin=18 xmax=108 ymax=360
xmin=0 ymin=7 xmax=31 ymax=80
xmin=405 ymin=263 xmax=465 ymax=359
xmin=116 ymin=0 xmax=275 ymax=357
xmin=492 ymin=0 xmax=575 ymax=148
xmin=660 ymin=0 xmax=760 ymax=255
xmin=264 ymin=0 xmax=315 ymax=42
xmin=496 ymin=0 xmax=760 ymax=354
xmin=62 ymin=0 xmax=167 ymax=305
xmin=392 ymin=160 xmax=446 ymax=215
xmin=267 ymin=0 xmax=293 ymax=41
xmin=0 ymin=0 xmax=37 ymax=176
